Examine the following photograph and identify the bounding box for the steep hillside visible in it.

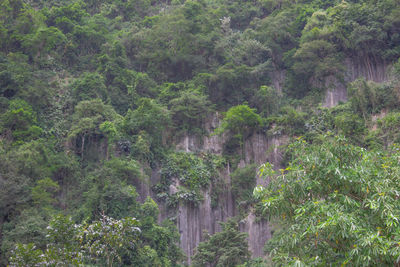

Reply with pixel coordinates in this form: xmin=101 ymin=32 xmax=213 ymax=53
xmin=1 ymin=0 xmax=400 ymax=266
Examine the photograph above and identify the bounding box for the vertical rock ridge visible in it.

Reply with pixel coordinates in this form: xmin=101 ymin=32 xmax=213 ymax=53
xmin=173 ymin=115 xmax=288 ymax=262
xmin=323 ymin=57 xmax=392 ymax=108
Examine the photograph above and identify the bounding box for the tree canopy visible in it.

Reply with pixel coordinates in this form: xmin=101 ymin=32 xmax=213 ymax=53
xmin=255 ymin=135 xmax=400 ymax=266
xmin=1 ymin=0 xmax=400 ymax=265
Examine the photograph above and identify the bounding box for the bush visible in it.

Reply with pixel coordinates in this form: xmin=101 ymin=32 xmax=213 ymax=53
xmin=231 ymin=164 xmax=257 ymax=208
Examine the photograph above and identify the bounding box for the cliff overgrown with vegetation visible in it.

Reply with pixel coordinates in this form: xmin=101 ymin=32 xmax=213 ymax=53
xmin=2 ymin=0 xmax=400 ymax=266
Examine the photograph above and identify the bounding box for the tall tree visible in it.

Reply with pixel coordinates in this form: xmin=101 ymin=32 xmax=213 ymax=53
xmin=255 ymin=135 xmax=400 ymax=266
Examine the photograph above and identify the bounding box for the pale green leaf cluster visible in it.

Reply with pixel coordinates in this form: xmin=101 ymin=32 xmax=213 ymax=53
xmin=255 ymin=136 xmax=400 ymax=266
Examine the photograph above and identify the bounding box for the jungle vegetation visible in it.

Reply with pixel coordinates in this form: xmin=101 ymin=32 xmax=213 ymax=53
xmin=1 ymin=0 xmax=400 ymax=266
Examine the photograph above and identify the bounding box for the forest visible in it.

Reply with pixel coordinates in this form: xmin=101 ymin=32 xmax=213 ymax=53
xmin=1 ymin=0 xmax=400 ymax=266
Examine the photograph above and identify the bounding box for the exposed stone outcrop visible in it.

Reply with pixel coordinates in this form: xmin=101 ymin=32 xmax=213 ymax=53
xmin=175 ymin=112 xmax=226 ymax=154
xmin=176 ymin=166 xmax=235 ymax=265
xmin=323 ymin=76 xmax=348 ymax=108
xmin=323 ymin=57 xmax=392 ymax=108
xmin=240 ymin=213 xmax=271 ymax=258
xmin=344 ymin=57 xmax=389 ymax=83
xmin=171 ymin=114 xmax=288 ymax=264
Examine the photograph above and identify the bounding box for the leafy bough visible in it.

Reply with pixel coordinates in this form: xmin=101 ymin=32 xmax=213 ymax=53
xmin=254 ymin=136 xmax=400 ymax=266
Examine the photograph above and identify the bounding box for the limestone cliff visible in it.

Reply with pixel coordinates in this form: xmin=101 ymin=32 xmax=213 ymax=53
xmin=135 ymin=57 xmax=394 ymax=264
xmin=159 ymin=114 xmax=288 ymax=264
xmin=323 ymin=57 xmax=392 ymax=108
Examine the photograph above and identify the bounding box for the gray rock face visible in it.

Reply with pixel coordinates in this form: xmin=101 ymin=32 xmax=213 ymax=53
xmin=323 ymin=76 xmax=348 ymax=108
xmin=177 ymin=166 xmax=235 ymax=265
xmin=344 ymin=57 xmax=389 ymax=83
xmin=172 ymin=114 xmax=288 ymax=264
xmin=240 ymin=212 xmax=272 ymax=258
xmin=175 ymin=133 xmax=287 ymax=264
xmin=323 ymin=57 xmax=392 ymax=108
xmin=175 ymin=112 xmax=226 ymax=154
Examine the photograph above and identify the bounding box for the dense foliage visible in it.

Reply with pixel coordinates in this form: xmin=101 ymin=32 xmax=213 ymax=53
xmin=1 ymin=0 xmax=400 ymax=265
xmin=155 ymin=152 xmax=226 ymax=208
xmin=255 ymin=136 xmax=400 ymax=265
xmin=192 ymin=220 xmax=251 ymax=267
xmin=10 ymin=215 xmax=141 ymax=266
